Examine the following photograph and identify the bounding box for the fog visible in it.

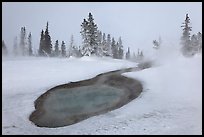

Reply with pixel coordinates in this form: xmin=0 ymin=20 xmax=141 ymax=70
xmin=2 ymin=2 xmax=202 ymax=54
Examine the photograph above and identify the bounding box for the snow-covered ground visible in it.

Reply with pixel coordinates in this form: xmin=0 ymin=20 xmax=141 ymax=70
xmin=2 ymin=54 xmax=202 ymax=135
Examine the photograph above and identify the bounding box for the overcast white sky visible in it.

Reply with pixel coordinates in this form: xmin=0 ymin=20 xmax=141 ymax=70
xmin=2 ymin=2 xmax=202 ymax=54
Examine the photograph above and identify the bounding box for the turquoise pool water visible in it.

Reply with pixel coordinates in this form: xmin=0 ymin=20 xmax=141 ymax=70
xmin=33 ymin=84 xmax=125 ymax=127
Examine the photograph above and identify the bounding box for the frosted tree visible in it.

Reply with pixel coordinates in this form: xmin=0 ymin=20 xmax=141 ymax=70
xmin=106 ymin=34 xmax=112 ymax=57
xmin=38 ymin=30 xmax=45 ymax=56
xmin=44 ymin=22 xmax=52 ymax=56
xmin=190 ymin=34 xmax=199 ymax=53
xmin=80 ymin=13 xmax=98 ymax=56
xmin=28 ymin=32 xmax=33 ymax=56
xmin=126 ymin=47 xmax=130 ymax=60
xmin=19 ymin=27 xmax=27 ymax=56
xmin=68 ymin=35 xmax=74 ymax=57
xmin=96 ymin=30 xmax=103 ymax=56
xmin=190 ymin=32 xmax=202 ymax=54
xmin=54 ymin=40 xmax=60 ymax=57
xmin=102 ymin=33 xmax=107 ymax=56
xmin=80 ymin=19 xmax=90 ymax=56
xmin=61 ymin=41 xmax=66 ymax=57
xmin=180 ymin=14 xmax=192 ymax=56
xmin=87 ymin=13 xmax=98 ymax=55
xmin=197 ymin=32 xmax=202 ymax=53
xmin=2 ymin=40 xmax=8 ymax=56
xmin=118 ymin=37 xmax=124 ymax=59
xmin=13 ymin=36 xmax=18 ymax=56
xmin=111 ymin=38 xmax=118 ymax=59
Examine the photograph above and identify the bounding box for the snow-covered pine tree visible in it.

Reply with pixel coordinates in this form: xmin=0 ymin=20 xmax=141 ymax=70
xmin=44 ymin=22 xmax=52 ymax=56
xmin=197 ymin=32 xmax=202 ymax=53
xmin=38 ymin=29 xmax=45 ymax=56
xmin=68 ymin=35 xmax=74 ymax=57
xmin=80 ymin=18 xmax=90 ymax=56
xmin=180 ymin=14 xmax=192 ymax=56
xmin=102 ymin=33 xmax=107 ymax=56
xmin=19 ymin=27 xmax=26 ymax=56
xmin=61 ymin=41 xmax=66 ymax=57
xmin=106 ymin=34 xmax=112 ymax=57
xmin=118 ymin=37 xmax=124 ymax=59
xmin=28 ymin=32 xmax=33 ymax=56
xmin=80 ymin=13 xmax=98 ymax=56
xmin=190 ymin=34 xmax=199 ymax=54
xmin=96 ymin=30 xmax=103 ymax=57
xmin=87 ymin=13 xmax=98 ymax=56
xmin=116 ymin=42 xmax=120 ymax=59
xmin=111 ymin=37 xmax=118 ymax=59
xmin=2 ymin=40 xmax=8 ymax=56
xmin=126 ymin=47 xmax=130 ymax=60
xmin=54 ymin=40 xmax=60 ymax=57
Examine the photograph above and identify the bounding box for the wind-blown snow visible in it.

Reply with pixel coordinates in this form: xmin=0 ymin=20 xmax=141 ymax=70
xmin=2 ymin=54 xmax=202 ymax=135
xmin=122 ymin=54 xmax=202 ymax=135
xmin=2 ymin=56 xmax=137 ymax=134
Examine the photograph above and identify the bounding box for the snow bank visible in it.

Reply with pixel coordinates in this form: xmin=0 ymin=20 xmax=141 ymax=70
xmin=2 ymin=56 xmax=137 ymax=135
xmin=122 ymin=54 xmax=202 ymax=135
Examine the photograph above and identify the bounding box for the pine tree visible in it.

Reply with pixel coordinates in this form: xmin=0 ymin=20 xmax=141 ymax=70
xmin=180 ymin=14 xmax=192 ymax=56
xmin=54 ymin=40 xmax=59 ymax=57
xmin=77 ymin=46 xmax=83 ymax=57
xmin=2 ymin=40 xmax=8 ymax=56
xmin=102 ymin=33 xmax=107 ymax=56
xmin=190 ymin=34 xmax=199 ymax=53
xmin=28 ymin=32 xmax=33 ymax=56
xmin=106 ymin=34 xmax=112 ymax=57
xmin=61 ymin=41 xmax=66 ymax=57
xmin=80 ymin=13 xmax=98 ymax=56
xmin=80 ymin=19 xmax=90 ymax=56
xmin=96 ymin=30 xmax=103 ymax=56
xmin=19 ymin=27 xmax=26 ymax=56
xmin=87 ymin=13 xmax=98 ymax=55
xmin=68 ymin=35 xmax=74 ymax=57
xmin=44 ymin=22 xmax=52 ymax=56
xmin=38 ymin=29 xmax=45 ymax=56
xmin=197 ymin=32 xmax=202 ymax=53
xmin=126 ymin=47 xmax=130 ymax=60
xmin=111 ymin=38 xmax=118 ymax=59
xmin=118 ymin=37 xmax=124 ymax=59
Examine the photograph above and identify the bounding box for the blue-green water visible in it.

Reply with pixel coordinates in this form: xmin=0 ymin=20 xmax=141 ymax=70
xmin=35 ymin=84 xmax=125 ymax=127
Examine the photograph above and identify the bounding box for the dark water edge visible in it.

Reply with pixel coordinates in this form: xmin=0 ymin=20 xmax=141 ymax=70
xmin=29 ymin=67 xmax=143 ymax=128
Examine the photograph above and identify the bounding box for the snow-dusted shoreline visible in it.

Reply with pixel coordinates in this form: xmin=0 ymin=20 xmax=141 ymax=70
xmin=2 ymin=55 xmax=202 ymax=135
